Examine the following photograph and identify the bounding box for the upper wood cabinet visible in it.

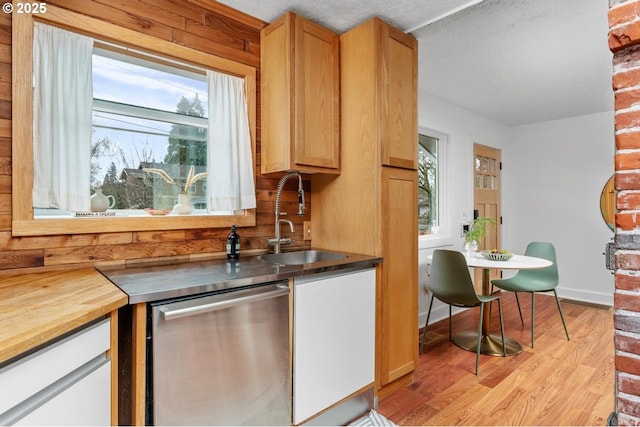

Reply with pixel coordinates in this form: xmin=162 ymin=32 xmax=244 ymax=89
xmin=380 ymin=24 xmax=418 ymax=169
xmin=341 ymin=17 xmax=418 ymax=170
xmin=261 ymin=12 xmax=340 ymax=174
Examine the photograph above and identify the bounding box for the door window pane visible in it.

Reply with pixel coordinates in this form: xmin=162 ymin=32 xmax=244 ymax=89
xmin=475 ymin=155 xmax=498 ymax=190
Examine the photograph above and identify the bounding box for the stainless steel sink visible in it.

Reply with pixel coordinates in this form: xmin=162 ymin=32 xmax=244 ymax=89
xmin=257 ymin=250 xmax=347 ymax=266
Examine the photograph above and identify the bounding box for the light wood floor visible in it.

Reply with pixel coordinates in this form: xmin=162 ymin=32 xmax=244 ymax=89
xmin=377 ymin=292 xmax=615 ymax=426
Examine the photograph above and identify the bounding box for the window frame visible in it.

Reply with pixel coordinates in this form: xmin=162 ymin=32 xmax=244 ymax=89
xmin=418 ymin=127 xmax=450 ymax=249
xmin=12 ymin=6 xmax=257 ymax=236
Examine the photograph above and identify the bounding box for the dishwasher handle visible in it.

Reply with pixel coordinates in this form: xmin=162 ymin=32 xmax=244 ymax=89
xmin=160 ymin=284 xmax=289 ymax=321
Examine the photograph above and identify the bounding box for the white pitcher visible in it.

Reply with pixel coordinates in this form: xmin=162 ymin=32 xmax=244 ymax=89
xmin=90 ymin=188 xmax=116 ymax=212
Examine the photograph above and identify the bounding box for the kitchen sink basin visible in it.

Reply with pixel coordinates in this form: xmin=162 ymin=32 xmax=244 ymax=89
xmin=257 ymin=250 xmax=347 ymax=266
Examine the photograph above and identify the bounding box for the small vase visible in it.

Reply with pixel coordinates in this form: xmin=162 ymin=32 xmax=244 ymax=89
xmin=464 ymin=241 xmax=478 ymax=257
xmin=90 ymin=188 xmax=116 ymax=212
xmin=172 ymin=193 xmax=194 ymax=215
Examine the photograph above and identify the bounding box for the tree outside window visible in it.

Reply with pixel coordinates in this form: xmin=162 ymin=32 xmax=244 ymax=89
xmin=418 ymin=133 xmax=438 ymax=235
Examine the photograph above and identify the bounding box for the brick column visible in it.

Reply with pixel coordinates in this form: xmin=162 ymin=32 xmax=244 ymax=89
xmin=611 ymin=1 xmax=640 ymax=424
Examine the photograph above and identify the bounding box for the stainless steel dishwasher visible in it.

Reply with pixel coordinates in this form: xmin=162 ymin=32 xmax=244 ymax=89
xmin=148 ymin=281 xmax=290 ymax=426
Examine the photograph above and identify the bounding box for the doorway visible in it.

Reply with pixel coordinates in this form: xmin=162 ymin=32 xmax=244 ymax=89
xmin=473 ymin=143 xmax=501 ymax=289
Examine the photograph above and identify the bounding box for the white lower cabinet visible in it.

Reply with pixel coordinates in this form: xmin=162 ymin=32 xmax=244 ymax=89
xmin=0 ymin=319 xmax=111 ymax=426
xmin=15 ymin=361 xmax=110 ymax=426
xmin=293 ymin=268 xmax=376 ymax=425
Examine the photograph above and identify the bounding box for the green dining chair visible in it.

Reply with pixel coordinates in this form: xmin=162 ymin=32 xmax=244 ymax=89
xmin=491 ymin=241 xmax=570 ymax=348
xmin=420 ymin=249 xmax=506 ymax=375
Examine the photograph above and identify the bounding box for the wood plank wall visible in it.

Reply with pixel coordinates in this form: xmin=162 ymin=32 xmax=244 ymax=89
xmin=0 ymin=0 xmax=311 ymax=276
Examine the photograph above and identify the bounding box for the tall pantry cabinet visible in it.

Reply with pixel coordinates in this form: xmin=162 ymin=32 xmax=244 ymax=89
xmin=312 ymin=17 xmax=418 ymax=397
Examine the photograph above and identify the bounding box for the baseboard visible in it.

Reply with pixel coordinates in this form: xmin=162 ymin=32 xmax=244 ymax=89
xmin=419 ymin=290 xmax=613 ymax=329
xmin=418 ymin=303 xmax=466 ymax=331
xmin=556 ymin=287 xmax=613 ymax=306
xmin=558 ymin=297 xmax=612 ymax=311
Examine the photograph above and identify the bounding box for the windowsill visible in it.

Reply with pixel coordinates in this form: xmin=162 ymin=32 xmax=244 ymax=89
xmin=419 ymin=234 xmax=455 ymax=250
xmin=34 ymin=208 xmax=236 ymax=219
xmin=15 ymin=210 xmax=256 ymax=236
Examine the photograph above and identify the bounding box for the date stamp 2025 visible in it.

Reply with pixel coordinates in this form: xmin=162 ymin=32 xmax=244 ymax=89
xmin=2 ymin=2 xmax=47 ymax=14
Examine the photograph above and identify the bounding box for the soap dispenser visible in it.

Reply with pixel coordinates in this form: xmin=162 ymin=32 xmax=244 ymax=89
xmin=226 ymin=225 xmax=240 ymax=260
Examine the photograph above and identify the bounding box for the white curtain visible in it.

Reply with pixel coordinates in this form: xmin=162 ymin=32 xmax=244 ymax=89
xmin=207 ymin=70 xmax=256 ymax=211
xmin=33 ymin=23 xmax=93 ymax=211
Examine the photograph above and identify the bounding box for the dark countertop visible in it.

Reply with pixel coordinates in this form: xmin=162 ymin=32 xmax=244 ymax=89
xmin=99 ymin=250 xmax=382 ymax=304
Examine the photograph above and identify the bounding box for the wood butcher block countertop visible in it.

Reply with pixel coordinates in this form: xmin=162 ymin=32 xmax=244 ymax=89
xmin=0 ymin=268 xmax=128 ymax=364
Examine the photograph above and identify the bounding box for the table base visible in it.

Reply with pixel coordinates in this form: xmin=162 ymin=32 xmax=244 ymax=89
xmin=452 ymin=331 xmax=522 ymax=356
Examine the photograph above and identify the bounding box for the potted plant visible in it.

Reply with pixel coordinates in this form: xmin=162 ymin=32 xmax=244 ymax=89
xmin=464 ymin=216 xmax=495 ymax=254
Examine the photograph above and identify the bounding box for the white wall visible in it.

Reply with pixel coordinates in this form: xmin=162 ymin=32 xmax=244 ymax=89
xmin=417 ymin=92 xmax=510 ymax=326
xmin=504 ymin=111 xmax=615 ymax=305
xmin=418 ymin=92 xmax=615 ymax=328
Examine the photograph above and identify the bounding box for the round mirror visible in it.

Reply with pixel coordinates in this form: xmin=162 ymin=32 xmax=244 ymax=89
xmin=600 ymin=175 xmax=615 ymax=232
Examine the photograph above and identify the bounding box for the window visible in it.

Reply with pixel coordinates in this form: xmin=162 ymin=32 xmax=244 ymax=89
xmin=418 ymin=130 xmax=447 ymax=238
xmin=13 ymin=9 xmax=257 ymax=236
xmin=33 ymin=30 xmax=254 ymax=217
xmin=91 ymin=47 xmax=210 ymax=213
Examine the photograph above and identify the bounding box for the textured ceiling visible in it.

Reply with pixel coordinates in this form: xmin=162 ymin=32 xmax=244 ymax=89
xmin=413 ymin=0 xmax=613 ymax=125
xmin=218 ymin=0 xmax=613 ymax=126
xmin=216 ymin=0 xmax=481 ymax=33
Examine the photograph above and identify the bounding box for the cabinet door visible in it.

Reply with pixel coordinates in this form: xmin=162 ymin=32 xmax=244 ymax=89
xmin=261 ymin=12 xmax=340 ymax=174
xmin=293 ymin=269 xmax=375 ymax=424
xmin=378 ymin=167 xmax=418 ymax=386
xmin=261 ymin=14 xmax=293 ymax=174
xmin=15 ymin=361 xmax=111 ymax=426
xmin=0 ymin=319 xmax=111 ymax=426
xmin=378 ymin=21 xmax=417 ymax=170
xmin=293 ymin=14 xmax=340 ymax=170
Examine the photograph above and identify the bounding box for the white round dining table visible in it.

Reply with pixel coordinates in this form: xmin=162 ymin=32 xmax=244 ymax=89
xmin=465 ymin=253 xmax=552 ymax=272
xmin=428 ymin=251 xmax=552 ymax=357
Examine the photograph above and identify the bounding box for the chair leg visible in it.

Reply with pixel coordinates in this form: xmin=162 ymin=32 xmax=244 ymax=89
xmin=420 ymin=293 xmax=436 ymax=353
xmin=489 ymin=285 xmax=496 ymax=322
xmin=514 ymin=291 xmax=524 ymax=325
xmin=497 ymin=298 xmax=506 ymax=356
xmin=530 ymin=292 xmax=535 ymax=348
xmin=475 ymin=304 xmax=484 ymax=375
xmin=448 ymin=305 xmax=452 ymax=341
xmin=553 ymin=289 xmax=570 ymax=341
